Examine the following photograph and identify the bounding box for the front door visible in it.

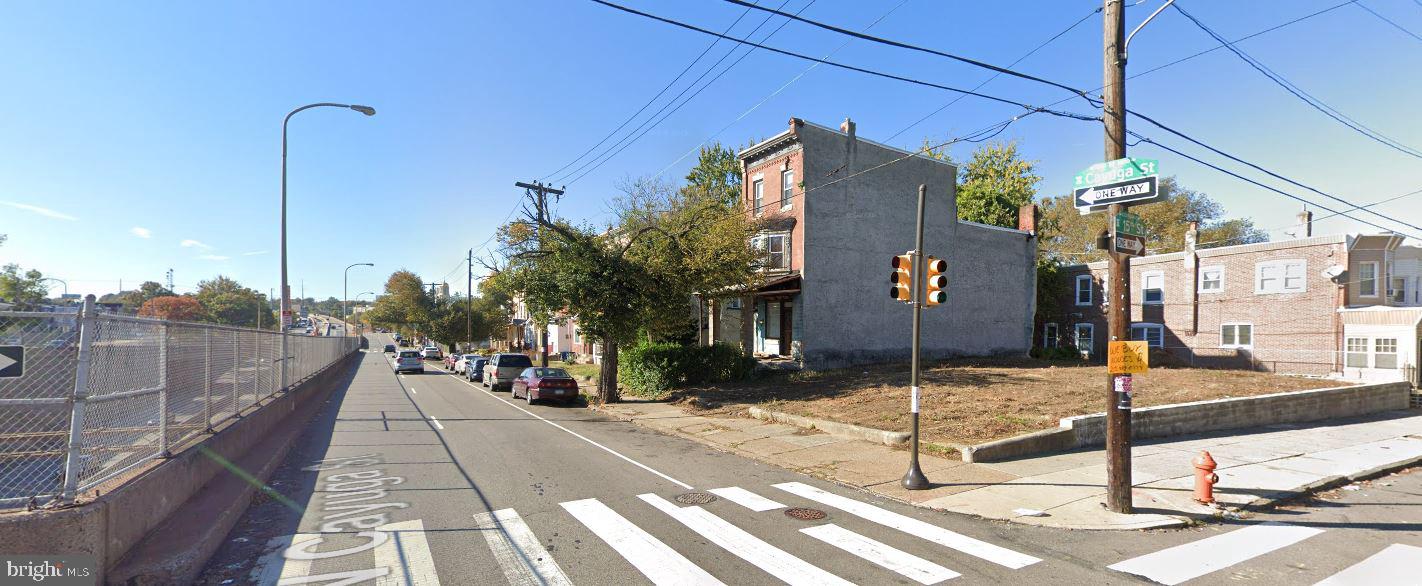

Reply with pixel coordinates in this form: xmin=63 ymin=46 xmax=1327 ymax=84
xmin=778 ymin=301 xmax=793 ymax=356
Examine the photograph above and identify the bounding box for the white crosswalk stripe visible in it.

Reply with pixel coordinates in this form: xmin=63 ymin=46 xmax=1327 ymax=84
xmin=472 ymin=509 xmax=573 ymax=586
xmin=709 ymin=486 xmax=786 ymax=512
xmin=252 ymin=534 xmax=315 ymax=585
xmin=1107 ymin=522 xmax=1323 ymax=585
xmin=1315 ymin=544 xmax=1422 ymax=585
xmin=375 ymin=519 xmax=442 ymax=585
xmin=773 ymin=481 xmax=1041 ymax=569
xmin=561 ymin=498 xmax=726 ymax=586
xmin=801 ymin=523 xmax=960 ymax=585
xmin=639 ymin=493 xmax=855 ymax=586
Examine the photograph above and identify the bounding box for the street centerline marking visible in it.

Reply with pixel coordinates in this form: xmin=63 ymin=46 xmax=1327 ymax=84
xmin=436 ymin=369 xmax=693 ymax=490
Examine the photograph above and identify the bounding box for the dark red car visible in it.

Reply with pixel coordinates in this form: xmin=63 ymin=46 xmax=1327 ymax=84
xmin=510 ymin=367 xmax=580 ymax=404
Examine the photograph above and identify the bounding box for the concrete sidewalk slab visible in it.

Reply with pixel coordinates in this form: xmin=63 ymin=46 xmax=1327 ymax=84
xmin=593 ymin=399 xmax=1422 ymax=530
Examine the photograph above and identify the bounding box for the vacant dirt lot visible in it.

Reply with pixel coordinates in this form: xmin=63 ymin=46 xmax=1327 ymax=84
xmin=673 ymin=357 xmax=1345 ymax=446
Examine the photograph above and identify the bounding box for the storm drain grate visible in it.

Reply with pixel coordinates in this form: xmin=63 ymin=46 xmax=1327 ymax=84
xmin=674 ymin=491 xmax=718 ymax=505
xmin=784 ymin=507 xmax=827 ymax=521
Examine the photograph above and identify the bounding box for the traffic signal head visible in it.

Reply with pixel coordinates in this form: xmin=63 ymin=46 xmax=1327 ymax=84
xmin=890 ymin=254 xmax=912 ymax=302
xmin=924 ymin=256 xmax=947 ymax=306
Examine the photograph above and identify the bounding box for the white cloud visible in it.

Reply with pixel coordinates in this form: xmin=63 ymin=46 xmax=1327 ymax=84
xmin=180 ymin=239 xmax=212 ymax=250
xmin=130 ymin=227 xmax=152 ymax=239
xmin=0 ymin=200 xmax=78 ymax=221
xmin=198 ymin=254 xmax=230 ymax=261
xmin=240 ymin=250 xmax=270 ymax=256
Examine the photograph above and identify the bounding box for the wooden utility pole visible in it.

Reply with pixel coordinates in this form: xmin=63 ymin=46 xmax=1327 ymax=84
xmin=1103 ymin=0 xmax=1133 ymax=514
xmin=515 ymin=180 xmax=566 ymax=367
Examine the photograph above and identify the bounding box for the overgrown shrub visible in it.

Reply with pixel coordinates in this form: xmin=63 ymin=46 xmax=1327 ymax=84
xmin=619 ymin=341 xmax=757 ymax=396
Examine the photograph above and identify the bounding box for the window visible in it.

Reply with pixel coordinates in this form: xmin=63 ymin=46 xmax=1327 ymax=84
xmin=1358 ymin=262 xmax=1378 ymax=297
xmin=1074 ymin=323 xmax=1094 ymax=356
xmin=1345 ymin=337 xmax=1368 ymax=368
xmin=1221 ymin=323 xmax=1253 ymax=349
xmin=780 ymin=168 xmax=794 ymax=210
xmin=1200 ymin=266 xmax=1224 ymax=293
xmin=1075 ymin=275 xmax=1092 ymax=306
xmin=752 ymin=179 xmax=764 ymax=215
xmin=752 ymin=233 xmax=790 ymax=270
xmin=1375 ymin=338 xmax=1398 ymax=369
xmin=1142 ymin=271 xmax=1164 ymax=304
xmin=765 ymin=302 xmax=781 ymax=339
xmin=1389 ymin=277 xmax=1406 ymax=303
xmin=1130 ymin=323 xmax=1164 ymax=348
xmin=1256 ymin=259 xmax=1307 ymax=294
xmin=1043 ymin=323 xmax=1059 ymax=348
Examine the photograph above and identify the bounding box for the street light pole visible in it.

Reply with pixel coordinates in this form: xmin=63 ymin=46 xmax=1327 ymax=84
xmin=40 ymin=278 xmax=68 ymax=299
xmin=344 ymin=262 xmax=374 ymax=321
xmin=281 ymin=102 xmax=375 ymax=393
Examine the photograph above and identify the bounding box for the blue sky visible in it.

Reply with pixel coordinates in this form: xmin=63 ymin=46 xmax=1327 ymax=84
xmin=2 ymin=0 xmax=1420 ymax=300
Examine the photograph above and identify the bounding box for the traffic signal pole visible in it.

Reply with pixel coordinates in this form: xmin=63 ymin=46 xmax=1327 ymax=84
xmin=902 ymin=184 xmax=930 ymax=490
xmin=1104 ymin=0 xmax=1133 ymax=514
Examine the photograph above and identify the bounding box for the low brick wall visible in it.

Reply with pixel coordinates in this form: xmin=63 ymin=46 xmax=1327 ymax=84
xmin=0 ymin=350 xmax=360 ymax=583
xmin=963 ymin=382 xmax=1412 ymax=463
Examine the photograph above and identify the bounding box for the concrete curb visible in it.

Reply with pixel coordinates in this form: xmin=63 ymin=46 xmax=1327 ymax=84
xmin=747 ymin=407 xmax=910 ymax=446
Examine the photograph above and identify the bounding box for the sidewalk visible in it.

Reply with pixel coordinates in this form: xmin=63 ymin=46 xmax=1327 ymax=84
xmin=594 ymin=400 xmax=1422 ymax=530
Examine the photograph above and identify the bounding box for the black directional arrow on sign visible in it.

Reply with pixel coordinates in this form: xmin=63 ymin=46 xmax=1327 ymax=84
xmin=0 ymin=346 xmax=22 ymax=378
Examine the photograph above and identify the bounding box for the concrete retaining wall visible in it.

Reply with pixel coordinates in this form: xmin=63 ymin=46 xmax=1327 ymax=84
xmin=962 ymin=381 xmax=1412 ymax=463
xmin=0 ymin=350 xmax=360 ymax=583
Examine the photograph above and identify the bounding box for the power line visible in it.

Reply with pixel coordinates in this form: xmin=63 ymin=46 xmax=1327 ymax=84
xmin=1171 ymin=2 xmax=1422 ymax=159
xmin=540 ymin=4 xmax=757 ymax=181
xmin=887 ymin=4 xmax=1101 ymax=142
xmin=557 ymin=0 xmax=807 ymax=186
xmin=654 ymin=0 xmax=911 ymax=179
xmin=1354 ymin=0 xmax=1422 ymax=42
xmin=587 ymin=0 xmax=1100 ymax=122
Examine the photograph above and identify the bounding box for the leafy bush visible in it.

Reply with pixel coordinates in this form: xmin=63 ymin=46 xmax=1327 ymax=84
xmin=619 ymin=341 xmax=757 ymax=397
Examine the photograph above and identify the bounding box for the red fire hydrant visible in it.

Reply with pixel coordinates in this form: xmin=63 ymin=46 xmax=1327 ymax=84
xmin=1193 ymin=451 xmax=1219 ymax=504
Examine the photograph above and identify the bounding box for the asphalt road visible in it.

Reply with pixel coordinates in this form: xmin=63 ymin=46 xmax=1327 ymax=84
xmin=198 ymin=333 xmax=1422 ymax=585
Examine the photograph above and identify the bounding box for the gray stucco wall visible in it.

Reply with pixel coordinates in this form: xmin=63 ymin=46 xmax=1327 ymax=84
xmin=797 ymin=123 xmax=1035 ymax=369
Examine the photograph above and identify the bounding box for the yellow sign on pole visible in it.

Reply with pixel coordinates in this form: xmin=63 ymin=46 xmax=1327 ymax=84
xmin=1108 ymin=341 xmax=1149 ymax=374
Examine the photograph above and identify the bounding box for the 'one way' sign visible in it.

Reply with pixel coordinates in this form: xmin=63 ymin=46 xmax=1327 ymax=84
xmin=0 ymin=346 xmax=22 ymax=378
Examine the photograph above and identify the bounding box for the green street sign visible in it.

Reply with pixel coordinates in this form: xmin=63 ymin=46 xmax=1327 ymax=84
xmin=1115 ymin=211 xmax=1146 ymax=237
xmin=1074 ymin=157 xmax=1158 ymax=190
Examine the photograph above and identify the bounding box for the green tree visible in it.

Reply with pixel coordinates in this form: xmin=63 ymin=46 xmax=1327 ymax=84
xmin=683 ymin=142 xmax=742 ymax=206
xmin=194 ymin=276 xmax=275 ymax=328
xmin=112 ymin=281 xmax=174 ymax=314
xmin=0 ymin=264 xmax=48 ymax=309
xmin=955 ymin=140 xmax=1041 ymax=228
xmin=1038 ymin=176 xmax=1268 ymax=263
xmin=366 ymin=270 xmax=432 ymax=334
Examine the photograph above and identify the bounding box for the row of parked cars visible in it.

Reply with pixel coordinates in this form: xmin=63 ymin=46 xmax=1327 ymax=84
xmin=380 ymin=340 xmax=579 ymax=404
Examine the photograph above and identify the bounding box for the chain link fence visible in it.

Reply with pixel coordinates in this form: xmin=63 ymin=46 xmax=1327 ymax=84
xmin=0 ymin=298 xmax=358 ymax=508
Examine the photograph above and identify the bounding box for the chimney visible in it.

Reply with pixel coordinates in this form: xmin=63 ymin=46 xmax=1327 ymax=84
xmin=1017 ymin=204 xmax=1039 ymax=235
xmin=1296 ymin=209 xmax=1313 ymax=238
xmin=1185 ymin=221 xmax=1199 ymax=335
xmin=840 ymin=117 xmax=857 ymax=176
xmin=1185 ymin=221 xmax=1199 ymax=254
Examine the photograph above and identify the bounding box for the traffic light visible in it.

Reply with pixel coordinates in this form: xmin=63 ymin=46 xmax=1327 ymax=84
xmin=890 ymin=254 xmax=913 ymax=302
xmin=924 ymin=256 xmax=947 ymax=306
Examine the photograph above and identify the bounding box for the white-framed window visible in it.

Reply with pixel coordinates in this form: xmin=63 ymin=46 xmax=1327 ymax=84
xmin=1043 ymin=323 xmax=1059 ymax=348
xmin=1388 ymin=276 xmax=1406 ymax=303
xmin=1374 ymin=338 xmax=1398 ymax=369
xmin=1357 ymin=261 xmax=1378 ymax=297
xmin=780 ymin=168 xmax=794 ymax=210
xmin=1256 ymin=259 xmax=1307 ymax=294
xmin=1130 ymin=323 xmax=1164 ymax=348
xmin=1142 ymin=271 xmax=1164 ymax=304
xmin=752 ymin=232 xmax=790 ymax=270
xmin=752 ymin=179 xmax=764 ymax=216
xmin=1074 ymin=323 xmax=1094 ymax=356
xmin=1075 ymin=275 xmax=1092 ymax=306
xmin=1200 ymin=265 xmax=1224 ymax=293
xmin=1220 ymin=323 xmax=1253 ymax=349
xmin=1345 ymin=337 xmax=1368 ymax=368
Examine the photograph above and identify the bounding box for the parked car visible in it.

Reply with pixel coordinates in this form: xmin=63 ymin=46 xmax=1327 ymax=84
xmin=422 ymin=346 xmax=442 ymax=360
xmin=383 ymin=344 xmax=397 ymax=354
xmin=511 ymin=367 xmax=580 ymax=404
xmin=453 ymin=354 xmax=479 ymax=374
xmin=464 ymin=357 xmax=489 ymax=382
xmin=393 ymin=350 xmax=424 ymax=374
xmin=483 ymin=353 xmax=533 ymax=390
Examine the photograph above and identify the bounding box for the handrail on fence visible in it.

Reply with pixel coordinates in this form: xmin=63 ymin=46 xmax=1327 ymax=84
xmin=0 ymin=296 xmax=361 ymax=508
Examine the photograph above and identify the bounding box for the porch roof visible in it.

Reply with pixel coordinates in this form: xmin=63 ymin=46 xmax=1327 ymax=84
xmin=1339 ymin=307 xmax=1422 ymax=327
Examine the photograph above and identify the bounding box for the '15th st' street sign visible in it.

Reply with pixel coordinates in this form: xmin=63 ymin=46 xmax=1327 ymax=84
xmin=1075 ymin=157 xmax=1160 ymax=214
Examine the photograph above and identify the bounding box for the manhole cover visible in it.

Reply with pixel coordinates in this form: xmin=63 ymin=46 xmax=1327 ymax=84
xmin=784 ymin=507 xmax=827 ymax=520
xmin=674 ymin=491 xmax=718 ymax=505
